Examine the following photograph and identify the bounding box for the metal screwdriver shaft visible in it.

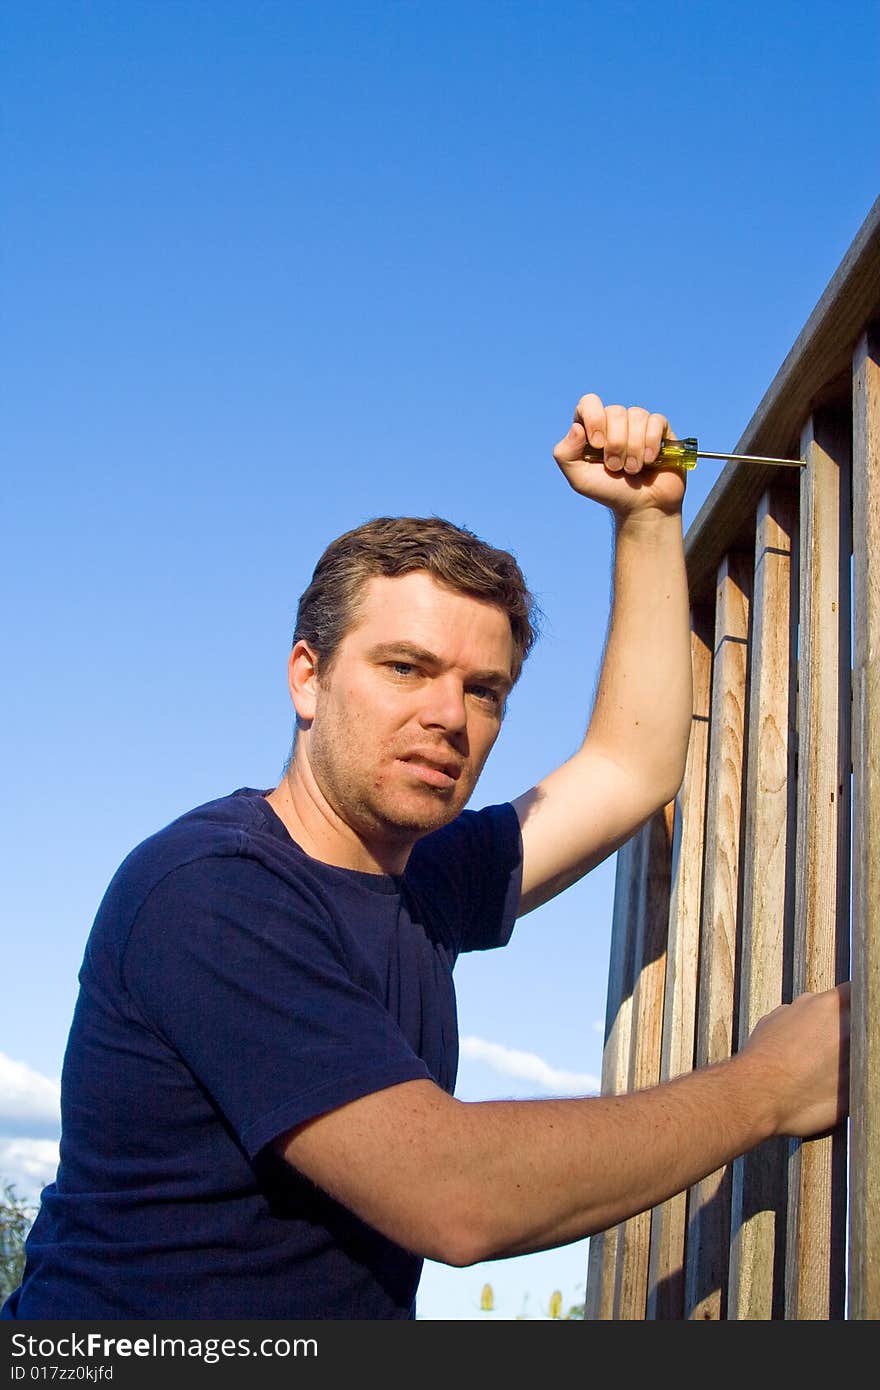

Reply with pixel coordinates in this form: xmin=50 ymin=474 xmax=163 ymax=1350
xmin=581 ymin=436 xmax=805 ymax=471
xmin=693 ymin=448 xmax=805 ymax=468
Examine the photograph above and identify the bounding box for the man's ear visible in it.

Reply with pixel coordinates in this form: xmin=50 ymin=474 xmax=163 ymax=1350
xmin=288 ymin=640 xmax=321 ymax=722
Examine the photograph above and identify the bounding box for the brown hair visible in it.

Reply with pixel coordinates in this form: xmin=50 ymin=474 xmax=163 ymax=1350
xmin=293 ymin=515 xmax=540 ymax=685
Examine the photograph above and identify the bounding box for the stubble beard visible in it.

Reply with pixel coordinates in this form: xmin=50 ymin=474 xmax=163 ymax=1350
xmin=307 ymin=716 xmax=472 ymax=848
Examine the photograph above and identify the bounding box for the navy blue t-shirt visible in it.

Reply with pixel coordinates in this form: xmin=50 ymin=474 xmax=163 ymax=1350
xmin=2 ymin=788 xmax=522 ymax=1320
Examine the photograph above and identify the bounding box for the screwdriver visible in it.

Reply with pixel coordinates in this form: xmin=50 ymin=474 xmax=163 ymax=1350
xmin=582 ymin=437 xmax=805 ymax=470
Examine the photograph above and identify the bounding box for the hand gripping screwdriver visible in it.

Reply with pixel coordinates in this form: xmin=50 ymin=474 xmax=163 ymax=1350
xmin=581 ymin=437 xmax=805 ymax=470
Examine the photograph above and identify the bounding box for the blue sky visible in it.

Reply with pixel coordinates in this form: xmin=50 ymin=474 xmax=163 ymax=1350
xmin=1 ymin=0 xmax=877 ymax=1321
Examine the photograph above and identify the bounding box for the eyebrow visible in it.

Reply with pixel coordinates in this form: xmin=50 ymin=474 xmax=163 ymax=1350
xmin=365 ymin=641 xmax=513 ymax=692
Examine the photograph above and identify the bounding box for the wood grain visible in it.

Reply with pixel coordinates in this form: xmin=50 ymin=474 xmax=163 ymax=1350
xmin=684 ymin=553 xmax=752 ymax=1319
xmin=727 ymin=488 xmax=798 ymax=1319
xmin=848 ymin=328 xmax=880 ymax=1320
xmin=646 ymin=606 xmax=714 ymax=1318
xmin=583 ymin=834 xmax=643 ymax=1319
xmin=613 ymin=804 xmax=673 ymax=1318
xmin=784 ymin=412 xmax=851 ymax=1320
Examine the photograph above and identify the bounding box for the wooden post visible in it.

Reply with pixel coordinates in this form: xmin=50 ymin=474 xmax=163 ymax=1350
xmin=849 ymin=327 xmax=880 ymax=1319
xmin=612 ymin=803 xmax=673 ymax=1318
xmin=646 ymin=605 xmax=714 ymax=1318
xmin=583 ymin=832 xmax=644 ymax=1319
xmin=684 ymin=551 xmax=752 ymax=1319
xmin=727 ymin=488 xmax=799 ymax=1319
xmin=785 ymin=412 xmax=852 ymax=1320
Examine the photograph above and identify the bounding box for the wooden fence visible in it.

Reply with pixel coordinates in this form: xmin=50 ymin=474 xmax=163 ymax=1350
xmin=584 ymin=196 xmax=880 ymax=1320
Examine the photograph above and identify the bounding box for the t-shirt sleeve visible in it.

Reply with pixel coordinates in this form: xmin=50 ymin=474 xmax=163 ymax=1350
xmin=121 ymin=856 xmax=433 ymax=1158
xmin=404 ymin=800 xmax=523 ymax=954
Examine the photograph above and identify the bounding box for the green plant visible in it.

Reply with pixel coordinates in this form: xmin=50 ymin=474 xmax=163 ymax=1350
xmin=0 ymin=1182 xmax=36 ymax=1301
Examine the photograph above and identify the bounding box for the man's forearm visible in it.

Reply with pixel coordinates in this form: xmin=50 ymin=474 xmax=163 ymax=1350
xmin=281 ymin=1052 xmax=773 ymax=1268
xmin=281 ymin=985 xmax=847 ymax=1267
xmin=511 ymin=507 xmax=694 ymax=913
xmin=585 ymin=507 xmax=693 ymax=810
xmin=450 ymin=1054 xmax=769 ymax=1262
xmin=513 ymin=400 xmax=693 ymax=912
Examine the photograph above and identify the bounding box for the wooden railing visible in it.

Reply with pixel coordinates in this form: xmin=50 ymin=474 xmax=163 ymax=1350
xmin=584 ymin=195 xmax=880 ymax=1320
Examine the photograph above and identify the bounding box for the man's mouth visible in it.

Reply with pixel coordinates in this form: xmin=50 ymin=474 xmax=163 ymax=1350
xmin=398 ymin=753 xmax=462 ymax=788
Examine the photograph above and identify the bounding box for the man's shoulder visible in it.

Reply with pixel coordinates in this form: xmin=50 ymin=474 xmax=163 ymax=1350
xmin=98 ymin=788 xmax=284 ymax=918
xmin=405 ymin=801 xmax=521 ymax=891
xmin=408 ymin=801 xmax=520 ymax=863
xmin=130 ymin=785 xmax=270 ymax=860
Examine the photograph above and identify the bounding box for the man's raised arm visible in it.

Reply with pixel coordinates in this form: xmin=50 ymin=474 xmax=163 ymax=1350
xmin=512 ymin=392 xmax=693 ymax=915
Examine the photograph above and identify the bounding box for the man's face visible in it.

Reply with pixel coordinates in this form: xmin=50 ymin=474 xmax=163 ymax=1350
xmin=300 ymin=571 xmax=515 ymax=851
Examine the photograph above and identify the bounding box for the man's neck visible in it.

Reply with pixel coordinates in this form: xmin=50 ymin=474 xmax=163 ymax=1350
xmin=265 ymin=767 xmax=412 ymax=876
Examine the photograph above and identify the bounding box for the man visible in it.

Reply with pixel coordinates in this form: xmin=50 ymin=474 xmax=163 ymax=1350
xmin=3 ymin=394 xmax=849 ymax=1320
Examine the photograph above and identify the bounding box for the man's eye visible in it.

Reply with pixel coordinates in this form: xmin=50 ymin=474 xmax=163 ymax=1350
xmin=388 ymin=662 xmax=416 ymax=676
xmin=469 ymin=686 xmax=501 ymax=706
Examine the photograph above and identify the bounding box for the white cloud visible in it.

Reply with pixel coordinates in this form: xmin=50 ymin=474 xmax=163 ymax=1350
xmin=0 ymin=1137 xmax=59 ymax=1204
xmin=0 ymin=1053 xmax=61 ymax=1137
xmin=460 ymin=1037 xmax=600 ymax=1096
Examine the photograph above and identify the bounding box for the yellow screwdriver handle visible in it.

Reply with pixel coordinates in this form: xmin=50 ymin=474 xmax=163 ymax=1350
xmin=581 ymin=436 xmax=699 ymax=470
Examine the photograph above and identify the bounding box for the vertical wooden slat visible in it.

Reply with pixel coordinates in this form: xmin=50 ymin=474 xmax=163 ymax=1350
xmin=849 ymin=327 xmax=880 ymax=1320
xmin=612 ymin=804 xmax=673 ymax=1318
xmin=785 ymin=412 xmax=852 ymax=1320
xmin=727 ymin=488 xmax=798 ymax=1319
xmin=646 ymin=605 xmax=714 ymax=1318
xmin=584 ymin=832 xmax=644 ymax=1319
xmin=684 ymin=551 xmax=752 ymax=1320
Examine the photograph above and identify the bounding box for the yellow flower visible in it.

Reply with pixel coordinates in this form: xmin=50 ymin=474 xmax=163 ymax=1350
xmin=480 ymin=1282 xmax=494 ymax=1312
xmin=548 ymin=1290 xmax=563 ymax=1319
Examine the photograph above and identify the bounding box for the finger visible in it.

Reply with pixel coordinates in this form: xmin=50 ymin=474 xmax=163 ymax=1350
xmin=623 ymin=406 xmax=650 ymax=473
xmin=603 ymin=404 xmax=628 ymax=471
xmin=574 ymin=393 xmax=606 ymax=449
xmin=643 ymin=411 xmax=669 ymax=466
xmin=552 ymin=420 xmax=588 ymax=465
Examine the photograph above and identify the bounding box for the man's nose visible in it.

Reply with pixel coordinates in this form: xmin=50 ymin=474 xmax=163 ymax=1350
xmin=418 ymin=675 xmax=468 ymax=732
